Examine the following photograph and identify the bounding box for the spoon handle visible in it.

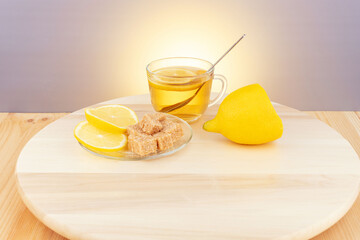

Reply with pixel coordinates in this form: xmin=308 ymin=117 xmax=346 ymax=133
xmin=208 ymin=34 xmax=246 ymax=72
xmin=159 ymin=34 xmax=246 ymax=114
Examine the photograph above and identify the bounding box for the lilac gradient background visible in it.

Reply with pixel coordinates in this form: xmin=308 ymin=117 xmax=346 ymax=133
xmin=0 ymin=0 xmax=359 ymax=112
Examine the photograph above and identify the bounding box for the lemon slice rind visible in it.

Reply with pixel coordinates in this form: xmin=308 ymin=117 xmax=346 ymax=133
xmin=74 ymin=121 xmax=127 ymax=152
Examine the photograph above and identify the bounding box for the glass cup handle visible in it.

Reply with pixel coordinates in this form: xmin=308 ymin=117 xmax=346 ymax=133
xmin=208 ymin=74 xmax=228 ymax=107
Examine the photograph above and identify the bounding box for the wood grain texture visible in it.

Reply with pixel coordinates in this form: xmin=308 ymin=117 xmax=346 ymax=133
xmin=307 ymin=112 xmax=360 ymax=240
xmin=0 ymin=98 xmax=358 ymax=239
xmin=0 ymin=113 xmax=67 ymax=240
xmin=14 ymin=94 xmax=360 ymax=240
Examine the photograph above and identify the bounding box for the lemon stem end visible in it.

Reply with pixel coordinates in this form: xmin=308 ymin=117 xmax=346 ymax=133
xmin=203 ymin=119 xmax=218 ymax=133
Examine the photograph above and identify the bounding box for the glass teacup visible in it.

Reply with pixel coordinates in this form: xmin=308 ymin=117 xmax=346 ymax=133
xmin=146 ymin=57 xmax=227 ymax=122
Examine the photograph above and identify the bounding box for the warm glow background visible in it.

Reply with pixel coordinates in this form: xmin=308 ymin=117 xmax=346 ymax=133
xmin=0 ymin=0 xmax=359 ymax=111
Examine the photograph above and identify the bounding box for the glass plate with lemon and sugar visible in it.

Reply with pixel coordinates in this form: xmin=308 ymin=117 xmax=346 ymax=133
xmin=74 ymin=105 xmax=192 ymax=160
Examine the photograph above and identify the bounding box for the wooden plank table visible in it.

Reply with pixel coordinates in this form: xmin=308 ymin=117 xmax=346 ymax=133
xmin=0 ymin=111 xmax=359 ymax=240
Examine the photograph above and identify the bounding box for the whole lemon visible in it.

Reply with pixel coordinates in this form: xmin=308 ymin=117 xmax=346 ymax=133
xmin=203 ymin=84 xmax=283 ymax=144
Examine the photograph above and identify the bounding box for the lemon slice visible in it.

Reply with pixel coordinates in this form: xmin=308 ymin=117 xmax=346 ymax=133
xmin=155 ymin=68 xmax=197 ymax=77
xmin=154 ymin=68 xmax=197 ymax=85
xmin=85 ymin=105 xmax=138 ymax=133
xmin=74 ymin=121 xmax=127 ymax=152
xmin=148 ymin=79 xmax=204 ymax=91
xmin=150 ymin=68 xmax=207 ymax=91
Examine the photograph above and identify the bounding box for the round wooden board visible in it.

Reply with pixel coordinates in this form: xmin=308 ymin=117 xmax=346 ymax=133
xmin=16 ymin=95 xmax=360 ymax=240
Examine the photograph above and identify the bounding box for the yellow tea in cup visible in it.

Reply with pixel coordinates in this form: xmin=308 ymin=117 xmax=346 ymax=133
xmin=147 ymin=58 xmax=227 ymax=122
xmin=149 ymin=66 xmax=212 ymax=122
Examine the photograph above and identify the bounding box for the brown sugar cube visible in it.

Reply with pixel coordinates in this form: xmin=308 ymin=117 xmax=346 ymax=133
xmin=153 ymin=132 xmax=173 ymax=151
xmin=151 ymin=112 xmax=167 ymax=121
xmin=139 ymin=114 xmax=163 ymax=134
xmin=126 ymin=123 xmax=147 ymax=137
xmin=127 ymin=135 xmax=157 ymax=156
xmin=162 ymin=119 xmax=183 ymax=142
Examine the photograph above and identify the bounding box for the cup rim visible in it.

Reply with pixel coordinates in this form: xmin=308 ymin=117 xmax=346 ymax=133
xmin=146 ymin=57 xmax=214 ymax=79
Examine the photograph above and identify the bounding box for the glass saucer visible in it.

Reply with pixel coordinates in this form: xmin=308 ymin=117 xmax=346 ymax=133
xmin=78 ymin=113 xmax=193 ymax=160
